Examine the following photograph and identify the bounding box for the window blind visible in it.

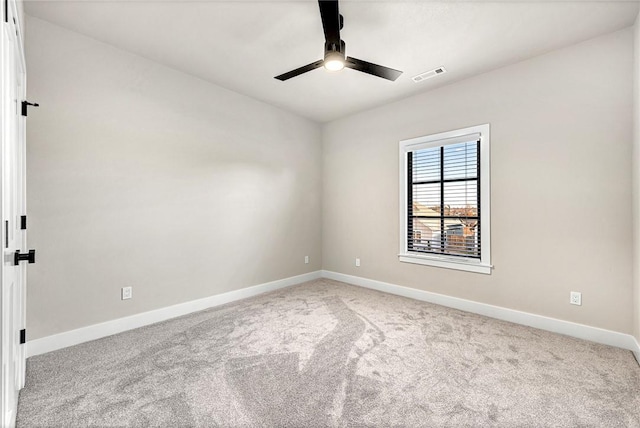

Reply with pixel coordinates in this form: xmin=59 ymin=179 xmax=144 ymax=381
xmin=407 ymin=137 xmax=481 ymax=259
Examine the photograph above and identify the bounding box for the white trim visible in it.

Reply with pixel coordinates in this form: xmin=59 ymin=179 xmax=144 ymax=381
xmin=399 ymin=124 xmax=491 ymax=274
xmin=9 ymin=0 xmax=26 ymax=74
xmin=401 ymin=132 xmax=482 ymax=152
xmin=399 ymin=254 xmax=492 ymax=274
xmin=26 ymin=271 xmax=322 ymax=357
xmin=321 ymin=270 xmax=639 ymax=353
xmin=632 ymin=337 xmax=640 ymax=366
xmin=26 ymin=269 xmax=640 ymax=364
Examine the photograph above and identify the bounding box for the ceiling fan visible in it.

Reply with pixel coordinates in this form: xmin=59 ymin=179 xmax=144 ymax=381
xmin=275 ymin=0 xmax=402 ymax=82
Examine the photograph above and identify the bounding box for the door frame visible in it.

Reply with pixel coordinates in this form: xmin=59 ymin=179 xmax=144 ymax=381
xmin=1 ymin=0 xmax=27 ymax=426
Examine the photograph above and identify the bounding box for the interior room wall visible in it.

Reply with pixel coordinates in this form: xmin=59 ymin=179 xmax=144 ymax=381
xmin=322 ymin=28 xmax=634 ymax=334
xmin=25 ymin=16 xmax=322 ymax=340
xmin=633 ymin=12 xmax=640 ymax=345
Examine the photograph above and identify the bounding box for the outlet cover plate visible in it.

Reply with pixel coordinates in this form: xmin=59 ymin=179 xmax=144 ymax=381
xmin=122 ymin=286 xmax=132 ymax=300
xmin=570 ymin=291 xmax=581 ymax=306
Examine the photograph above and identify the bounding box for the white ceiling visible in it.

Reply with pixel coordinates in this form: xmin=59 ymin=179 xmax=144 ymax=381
xmin=24 ymin=1 xmax=639 ymax=123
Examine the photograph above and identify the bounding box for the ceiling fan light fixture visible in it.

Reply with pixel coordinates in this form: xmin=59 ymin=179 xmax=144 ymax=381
xmin=324 ymin=51 xmax=345 ymax=71
xmin=324 ymin=59 xmax=344 ymax=71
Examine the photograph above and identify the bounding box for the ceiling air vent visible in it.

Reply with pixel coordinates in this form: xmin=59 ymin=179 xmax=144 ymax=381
xmin=412 ymin=67 xmax=446 ymax=83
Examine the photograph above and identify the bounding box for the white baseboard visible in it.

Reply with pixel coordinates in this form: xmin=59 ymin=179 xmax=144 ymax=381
xmin=632 ymin=337 xmax=640 ymax=365
xmin=27 ymin=270 xmax=322 ymax=357
xmin=322 ymin=270 xmax=639 ymax=353
xmin=26 ymin=269 xmax=640 ymax=362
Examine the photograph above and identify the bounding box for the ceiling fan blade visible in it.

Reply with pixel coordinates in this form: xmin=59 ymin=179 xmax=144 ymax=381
xmin=274 ymin=59 xmax=324 ymax=81
xmin=318 ymin=0 xmax=341 ymax=45
xmin=345 ymin=57 xmax=403 ymax=81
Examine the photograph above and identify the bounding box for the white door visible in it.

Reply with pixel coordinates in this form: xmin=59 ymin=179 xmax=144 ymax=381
xmin=1 ymin=1 xmax=27 ymax=426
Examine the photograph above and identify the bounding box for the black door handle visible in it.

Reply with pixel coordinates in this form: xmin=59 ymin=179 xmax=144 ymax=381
xmin=14 ymin=249 xmax=35 ymax=265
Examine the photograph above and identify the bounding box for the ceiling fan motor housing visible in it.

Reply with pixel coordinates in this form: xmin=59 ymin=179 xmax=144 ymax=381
xmin=324 ymin=40 xmax=346 ymax=61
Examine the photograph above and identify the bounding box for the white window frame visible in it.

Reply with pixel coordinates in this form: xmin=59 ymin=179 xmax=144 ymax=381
xmin=398 ymin=124 xmax=492 ymax=274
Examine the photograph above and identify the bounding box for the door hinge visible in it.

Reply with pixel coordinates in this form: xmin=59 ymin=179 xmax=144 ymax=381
xmin=21 ymin=101 xmax=39 ymax=117
xmin=20 ymin=329 xmax=26 ymax=344
xmin=20 ymin=215 xmax=26 ymax=230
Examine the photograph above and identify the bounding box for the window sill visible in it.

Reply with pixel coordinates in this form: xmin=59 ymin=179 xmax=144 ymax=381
xmin=398 ymin=253 xmax=492 ymax=274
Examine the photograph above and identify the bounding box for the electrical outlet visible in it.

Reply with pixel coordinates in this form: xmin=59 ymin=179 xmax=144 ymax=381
xmin=305 ymin=256 xmax=309 ymax=264
xmin=570 ymin=291 xmax=581 ymax=306
xmin=355 ymin=258 xmax=361 ymax=267
xmin=121 ymin=286 xmax=132 ymax=300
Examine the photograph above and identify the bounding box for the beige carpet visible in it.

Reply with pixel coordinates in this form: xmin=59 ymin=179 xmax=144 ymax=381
xmin=17 ymin=278 xmax=640 ymax=427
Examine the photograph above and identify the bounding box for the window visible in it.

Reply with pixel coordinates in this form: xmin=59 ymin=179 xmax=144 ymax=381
xmin=399 ymin=124 xmax=491 ymax=274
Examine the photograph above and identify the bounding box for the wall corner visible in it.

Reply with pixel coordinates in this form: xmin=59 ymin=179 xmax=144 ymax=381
xmin=632 ymin=11 xmax=640 ymax=344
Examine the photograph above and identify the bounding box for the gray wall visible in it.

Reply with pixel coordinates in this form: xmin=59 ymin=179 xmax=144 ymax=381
xmin=633 ymin=12 xmax=640 ymax=344
xmin=25 ymin=17 xmax=322 ymax=340
xmin=322 ymin=28 xmax=634 ymax=334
